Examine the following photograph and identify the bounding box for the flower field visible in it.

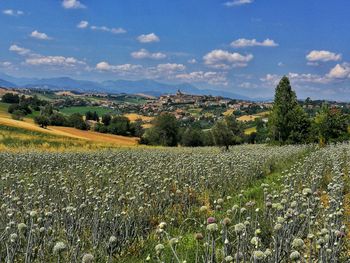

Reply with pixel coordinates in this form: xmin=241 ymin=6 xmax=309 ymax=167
xmin=0 ymin=144 xmax=349 ymax=262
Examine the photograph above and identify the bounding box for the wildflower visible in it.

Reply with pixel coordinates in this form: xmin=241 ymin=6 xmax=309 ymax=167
xmin=206 ymin=223 xmax=218 ymax=233
xmin=253 ymin=250 xmax=265 ymax=261
xmin=222 ymin=217 xmax=231 ymax=226
xmin=199 ymin=206 xmax=208 ymax=213
xmin=53 ymin=241 xmax=66 ymax=254
xmin=289 ymin=251 xmax=301 ymax=261
xmin=234 ymin=223 xmax=245 ymax=234
xmin=17 ymin=223 xmax=27 ymax=233
xmin=82 ymin=253 xmax=94 ymax=263
xmin=225 ymin=255 xmax=234 ymax=262
xmin=195 ymin=233 xmax=204 ymax=240
xmin=292 ymin=238 xmax=305 ymax=250
xmin=158 ymin=222 xmax=167 ymax=229
xmin=109 ymin=236 xmax=117 ymax=245
xmin=207 ymin=217 xmax=216 ymax=224
xmin=155 ymin=244 xmax=165 ymax=254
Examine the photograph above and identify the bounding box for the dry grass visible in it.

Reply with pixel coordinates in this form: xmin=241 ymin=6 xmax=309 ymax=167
xmin=237 ymin=115 xmax=259 ymax=122
xmin=223 ymin=109 xmax=235 ymax=116
xmin=0 ymin=116 xmax=139 ymax=147
xmin=244 ymin=126 xmax=257 ymax=135
xmin=124 ymin=113 xmax=154 ymax=122
xmin=51 ymin=126 xmax=139 ymax=146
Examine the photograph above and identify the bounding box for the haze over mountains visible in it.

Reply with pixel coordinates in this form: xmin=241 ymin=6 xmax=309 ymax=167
xmin=0 ymin=72 xmax=253 ymax=100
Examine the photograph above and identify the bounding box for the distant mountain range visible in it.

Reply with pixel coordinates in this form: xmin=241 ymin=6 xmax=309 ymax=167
xmin=0 ymin=72 xmax=254 ymax=100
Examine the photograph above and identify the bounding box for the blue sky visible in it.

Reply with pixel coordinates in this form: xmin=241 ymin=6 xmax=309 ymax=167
xmin=0 ymin=0 xmax=350 ymax=100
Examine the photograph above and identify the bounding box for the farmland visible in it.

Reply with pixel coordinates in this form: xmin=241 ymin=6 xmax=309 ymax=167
xmin=0 ymin=144 xmax=349 ymax=262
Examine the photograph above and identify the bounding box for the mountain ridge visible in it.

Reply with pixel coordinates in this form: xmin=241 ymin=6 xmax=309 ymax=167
xmin=0 ymin=73 xmax=252 ymax=100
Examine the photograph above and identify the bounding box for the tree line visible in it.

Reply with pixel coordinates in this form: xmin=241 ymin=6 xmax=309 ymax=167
xmin=141 ymin=76 xmax=350 ymax=148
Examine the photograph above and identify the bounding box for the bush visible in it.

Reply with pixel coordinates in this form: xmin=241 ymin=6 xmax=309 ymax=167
xmin=11 ymin=110 xmax=25 ymax=121
xmin=34 ymin=115 xmax=50 ymax=128
xmin=49 ymin=113 xmax=67 ymax=126
xmin=68 ymin=113 xmax=88 ymax=130
xmin=2 ymin=93 xmax=20 ymax=103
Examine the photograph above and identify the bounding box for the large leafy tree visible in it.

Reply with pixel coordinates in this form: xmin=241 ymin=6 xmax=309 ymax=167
xmin=268 ymin=76 xmax=310 ymax=144
xmin=143 ymin=113 xmax=179 ymax=146
xmin=212 ymin=116 xmax=243 ymax=150
xmin=312 ymin=104 xmax=349 ymax=145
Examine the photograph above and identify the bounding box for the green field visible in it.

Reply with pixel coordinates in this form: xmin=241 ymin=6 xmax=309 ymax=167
xmin=60 ymin=106 xmax=116 ymax=116
xmin=0 ymin=144 xmax=348 ymax=262
xmin=0 ymin=102 xmax=10 ymax=115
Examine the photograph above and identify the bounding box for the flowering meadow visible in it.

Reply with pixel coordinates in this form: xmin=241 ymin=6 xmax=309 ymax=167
xmin=0 ymin=144 xmax=349 ymax=262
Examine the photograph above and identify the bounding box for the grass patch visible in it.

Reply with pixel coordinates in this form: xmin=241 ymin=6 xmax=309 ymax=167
xmin=60 ymin=106 xmax=116 ymax=116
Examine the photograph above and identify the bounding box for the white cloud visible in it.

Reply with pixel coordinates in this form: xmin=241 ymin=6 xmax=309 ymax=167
xmin=25 ymin=56 xmax=85 ymax=67
xmin=9 ymin=44 xmax=85 ymax=68
xmin=176 ymin=71 xmax=228 ymax=85
xmin=203 ymin=49 xmax=253 ymax=69
xmin=224 ymin=0 xmax=254 ymax=7
xmin=77 ymin=20 xmax=89 ymax=29
xmin=2 ymin=9 xmax=24 ymax=16
xmin=157 ymin=63 xmax=186 ymax=72
xmin=96 ymin=62 xmax=142 ymax=73
xmin=9 ymin=44 xmax=31 ymax=55
xmin=231 ymin=38 xmax=278 ymax=48
xmin=131 ymin=49 xmax=166 ymax=60
xmin=188 ymin=59 xmax=197 ymax=64
xmin=327 ymin=63 xmax=350 ymax=79
xmin=306 ymin=50 xmax=342 ymax=62
xmin=239 ymin=82 xmax=258 ymax=89
xmin=137 ymin=33 xmax=160 ymax=43
xmin=30 ymin=30 xmax=51 ymax=40
xmin=90 ymin=25 xmax=126 ymax=34
xmin=62 ymin=0 xmax=86 ymax=9
xmin=0 ymin=61 xmax=12 ymax=68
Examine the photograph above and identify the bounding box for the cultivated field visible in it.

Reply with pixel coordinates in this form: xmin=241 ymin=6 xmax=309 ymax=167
xmin=0 ymin=144 xmax=348 ymax=262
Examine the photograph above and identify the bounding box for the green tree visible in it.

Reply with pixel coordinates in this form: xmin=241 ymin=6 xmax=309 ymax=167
xmin=212 ymin=116 xmax=243 ymax=150
xmin=143 ymin=113 xmax=179 ymax=146
xmin=181 ymin=127 xmax=204 ymax=147
xmin=102 ymin=113 xmax=112 ymax=126
xmin=130 ymin=119 xmax=144 ymax=137
xmin=312 ymin=104 xmax=349 ymax=145
xmin=49 ymin=113 xmax=67 ymax=126
xmin=108 ymin=116 xmax=130 ymax=135
xmin=2 ymin=93 xmax=20 ymax=103
xmin=34 ymin=115 xmax=50 ymax=128
xmin=268 ymin=76 xmax=310 ymax=144
xmin=11 ymin=110 xmax=25 ymax=121
xmin=68 ymin=113 xmax=88 ymax=130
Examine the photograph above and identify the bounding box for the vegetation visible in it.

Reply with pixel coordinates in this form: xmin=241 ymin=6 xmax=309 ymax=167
xmin=0 ymin=144 xmax=349 ymax=262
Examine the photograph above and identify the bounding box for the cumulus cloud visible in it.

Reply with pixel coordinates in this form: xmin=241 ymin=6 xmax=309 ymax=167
xmin=9 ymin=44 xmax=31 ymax=55
xmin=131 ymin=49 xmax=166 ymax=60
xmin=25 ymin=56 xmax=85 ymax=67
xmin=96 ymin=61 xmax=187 ymax=80
xmin=90 ymin=25 xmax=126 ymax=34
xmin=176 ymin=71 xmax=228 ymax=85
xmin=137 ymin=33 xmax=160 ymax=43
xmin=231 ymin=38 xmax=278 ymax=48
xmin=188 ymin=59 xmax=197 ymax=64
xmin=203 ymin=49 xmax=253 ymax=69
xmin=156 ymin=63 xmax=186 ymax=72
xmin=9 ymin=44 xmax=85 ymax=68
xmin=77 ymin=20 xmax=89 ymax=29
xmin=96 ymin=62 xmax=143 ymax=73
xmin=327 ymin=63 xmax=350 ymax=79
xmin=30 ymin=30 xmax=51 ymax=40
xmin=224 ymin=0 xmax=254 ymax=7
xmin=306 ymin=50 xmax=342 ymax=62
xmin=62 ymin=0 xmax=86 ymax=9
xmin=2 ymin=9 xmax=24 ymax=16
